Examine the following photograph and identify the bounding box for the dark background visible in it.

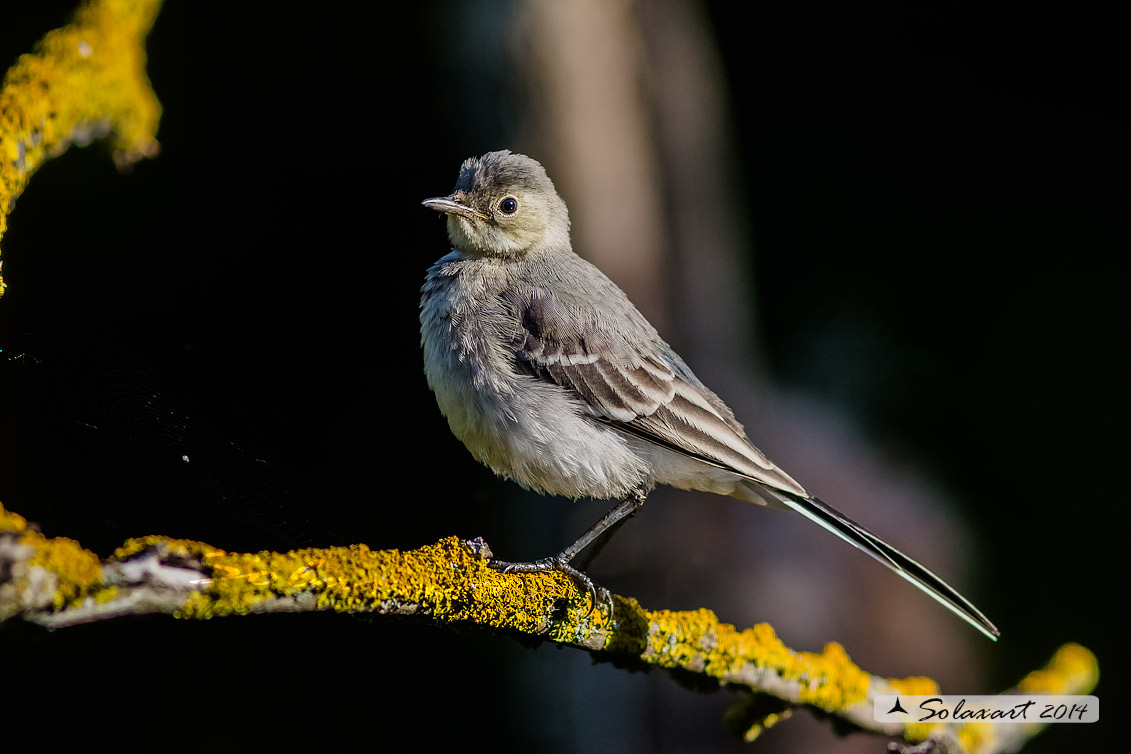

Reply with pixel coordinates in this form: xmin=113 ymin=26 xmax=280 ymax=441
xmin=0 ymin=2 xmax=1122 ymax=752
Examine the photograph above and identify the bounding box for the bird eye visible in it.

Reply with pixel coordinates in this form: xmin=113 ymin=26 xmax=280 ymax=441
xmin=498 ymin=196 xmax=518 ymax=215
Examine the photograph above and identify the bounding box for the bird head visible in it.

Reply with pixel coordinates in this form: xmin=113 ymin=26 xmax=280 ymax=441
xmin=423 ymin=150 xmax=571 ymax=259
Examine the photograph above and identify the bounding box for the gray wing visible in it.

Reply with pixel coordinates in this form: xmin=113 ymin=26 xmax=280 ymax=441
xmin=506 ymin=285 xmax=1000 ymax=641
xmin=507 ymin=286 xmax=807 ymax=497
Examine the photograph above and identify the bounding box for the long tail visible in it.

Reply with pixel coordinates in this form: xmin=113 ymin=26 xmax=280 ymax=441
xmin=779 ymin=492 xmax=1000 ymax=641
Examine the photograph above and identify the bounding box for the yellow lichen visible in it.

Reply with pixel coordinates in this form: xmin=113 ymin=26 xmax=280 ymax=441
xmin=1 ymin=502 xmax=104 ymax=610
xmin=793 ymin=641 xmax=872 ymax=709
xmin=131 ymin=535 xmax=578 ymax=630
xmin=957 ymin=722 xmax=993 ymax=754
xmin=742 ymin=710 xmax=791 ymax=743
xmin=113 ymin=534 xmax=223 ymax=562
xmin=597 ymin=605 xmax=874 ymax=713
xmin=1017 ymin=643 xmax=1099 ymax=694
xmin=2 ymin=500 xmax=1103 ymax=754
xmin=0 ymin=503 xmax=31 ymax=533
xmin=888 ymin=675 xmax=945 ymax=741
xmin=889 ymin=675 xmax=941 ymax=696
xmin=0 ymin=0 xmax=164 ymax=295
xmin=909 ymin=644 xmax=1100 ymax=753
xmin=640 ymin=608 xmax=720 ymax=671
xmin=28 ymin=533 xmax=103 ymax=609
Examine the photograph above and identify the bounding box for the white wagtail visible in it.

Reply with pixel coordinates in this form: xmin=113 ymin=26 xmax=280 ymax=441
xmin=421 ymin=150 xmax=998 ymax=640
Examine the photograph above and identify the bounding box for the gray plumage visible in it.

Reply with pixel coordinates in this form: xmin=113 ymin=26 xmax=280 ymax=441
xmin=420 ymin=150 xmax=998 ymax=640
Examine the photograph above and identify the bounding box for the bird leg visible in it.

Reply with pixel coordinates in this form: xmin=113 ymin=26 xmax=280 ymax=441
xmin=491 ymin=491 xmax=646 ymax=613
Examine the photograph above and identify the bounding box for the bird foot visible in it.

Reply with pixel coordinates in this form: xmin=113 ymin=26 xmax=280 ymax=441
xmin=491 ymin=555 xmax=612 ymax=617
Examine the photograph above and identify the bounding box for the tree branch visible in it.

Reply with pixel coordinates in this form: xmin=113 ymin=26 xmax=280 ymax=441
xmin=0 ymin=502 xmax=1097 ymax=752
xmin=0 ymin=0 xmax=164 ymax=296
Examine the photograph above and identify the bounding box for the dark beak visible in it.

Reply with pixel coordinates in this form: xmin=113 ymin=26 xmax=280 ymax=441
xmin=422 ymin=195 xmax=487 ymax=221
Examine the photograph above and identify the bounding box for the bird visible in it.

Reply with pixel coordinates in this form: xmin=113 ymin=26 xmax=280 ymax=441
xmin=420 ymin=149 xmax=999 ymax=640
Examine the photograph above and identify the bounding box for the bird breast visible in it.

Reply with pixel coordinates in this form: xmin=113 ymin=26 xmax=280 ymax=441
xmin=421 ymin=252 xmax=652 ymax=499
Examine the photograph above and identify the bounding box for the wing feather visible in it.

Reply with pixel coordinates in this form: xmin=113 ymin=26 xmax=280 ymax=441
xmin=505 ymin=282 xmax=1000 ymax=640
xmin=509 ymin=286 xmax=802 ymax=495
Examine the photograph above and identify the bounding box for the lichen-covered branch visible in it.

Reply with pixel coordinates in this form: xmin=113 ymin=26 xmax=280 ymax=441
xmin=0 ymin=0 xmax=164 ymax=296
xmin=0 ymin=502 xmax=1098 ymax=752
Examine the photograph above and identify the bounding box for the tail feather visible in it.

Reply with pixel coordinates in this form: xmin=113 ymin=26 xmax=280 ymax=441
xmin=780 ymin=493 xmax=1000 ymax=641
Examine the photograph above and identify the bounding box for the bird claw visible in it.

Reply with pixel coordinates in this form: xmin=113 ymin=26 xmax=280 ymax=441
xmin=491 ymin=555 xmax=612 ymax=617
